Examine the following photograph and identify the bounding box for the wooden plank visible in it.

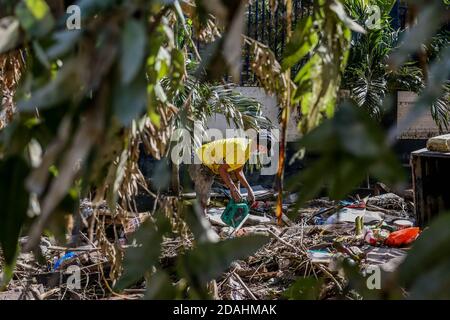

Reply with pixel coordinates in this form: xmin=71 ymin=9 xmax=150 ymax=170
xmin=411 ymin=148 xmax=450 ymax=159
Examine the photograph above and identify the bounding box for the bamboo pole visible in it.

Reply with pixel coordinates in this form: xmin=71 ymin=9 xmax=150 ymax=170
xmin=275 ymin=0 xmax=293 ymax=225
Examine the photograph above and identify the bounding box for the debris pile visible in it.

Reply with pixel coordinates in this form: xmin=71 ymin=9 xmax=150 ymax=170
xmin=1 ymin=237 xmax=114 ymax=300
xmin=208 ymin=189 xmax=418 ymax=300
xmin=1 ymin=186 xmax=419 ymax=300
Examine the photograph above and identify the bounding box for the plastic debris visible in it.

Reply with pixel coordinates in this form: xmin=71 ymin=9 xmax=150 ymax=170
xmin=325 ymin=208 xmax=384 ymax=224
xmin=312 ymin=216 xmax=325 ymax=225
xmin=307 ymin=250 xmax=334 ymax=264
xmin=221 ymin=199 xmax=251 ymax=236
xmin=363 ymin=227 xmax=390 ymax=246
xmin=393 ymin=219 xmax=414 ymax=230
xmin=53 ymin=252 xmax=78 ymax=271
xmin=385 ymin=227 xmax=420 ymax=247
xmin=340 ymin=200 xmax=366 ymax=209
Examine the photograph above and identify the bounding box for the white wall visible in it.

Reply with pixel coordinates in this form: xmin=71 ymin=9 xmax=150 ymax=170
xmin=206 ymin=86 xmax=301 ymax=142
xmin=397 ymin=91 xmax=447 ymax=139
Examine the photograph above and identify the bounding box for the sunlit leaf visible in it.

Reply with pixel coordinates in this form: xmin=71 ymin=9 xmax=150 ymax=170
xmin=15 ymin=0 xmax=55 ymax=38
xmin=0 ymin=17 xmax=20 ymax=53
xmin=0 ymin=156 xmax=30 ymax=288
xmin=282 ymin=16 xmax=319 ymax=70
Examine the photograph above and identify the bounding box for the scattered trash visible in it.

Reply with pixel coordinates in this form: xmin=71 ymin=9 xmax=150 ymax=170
xmin=385 ymin=227 xmax=420 ymax=247
xmin=233 ymin=227 xmax=270 ymax=237
xmin=325 ymin=208 xmax=384 ymax=224
xmin=214 ymin=185 xmax=275 ymax=201
xmin=250 ymin=200 xmax=271 ymax=211
xmin=355 ymin=216 xmax=364 ymax=236
xmin=307 ymin=250 xmax=334 ymax=264
xmin=221 ymin=199 xmax=251 ymax=235
xmin=53 ymin=252 xmax=78 ymax=271
xmin=312 ymin=216 xmax=325 ymax=225
xmin=366 ymin=193 xmax=413 ymax=216
xmin=1 ymin=185 xmax=420 ymax=300
xmin=393 ymin=219 xmax=414 ymax=230
xmin=426 ymin=133 xmax=450 ymax=153
xmin=340 ymin=200 xmax=366 ymax=209
xmin=363 ymin=227 xmax=390 ymax=246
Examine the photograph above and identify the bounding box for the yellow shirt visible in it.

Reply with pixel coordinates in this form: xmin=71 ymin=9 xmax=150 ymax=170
xmin=196 ymin=138 xmax=251 ymax=174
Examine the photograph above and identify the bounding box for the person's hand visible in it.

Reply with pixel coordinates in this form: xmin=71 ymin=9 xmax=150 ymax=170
xmin=247 ymin=190 xmax=255 ymax=205
xmin=230 ymin=188 xmax=242 ymax=202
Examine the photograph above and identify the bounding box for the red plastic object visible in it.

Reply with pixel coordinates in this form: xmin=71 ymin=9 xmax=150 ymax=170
xmin=251 ymin=201 xmax=269 ymax=209
xmin=385 ymin=227 xmax=420 ymax=247
xmin=347 ymin=201 xmax=366 ymax=209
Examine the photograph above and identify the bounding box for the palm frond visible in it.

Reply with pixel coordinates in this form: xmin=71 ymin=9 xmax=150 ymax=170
xmin=161 ymin=62 xmax=272 ymax=148
xmin=431 ymin=84 xmax=450 ymax=132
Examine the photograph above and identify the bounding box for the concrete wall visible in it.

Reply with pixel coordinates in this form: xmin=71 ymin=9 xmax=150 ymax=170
xmin=206 ymin=86 xmax=301 ymax=142
xmin=397 ymin=91 xmax=447 ymax=139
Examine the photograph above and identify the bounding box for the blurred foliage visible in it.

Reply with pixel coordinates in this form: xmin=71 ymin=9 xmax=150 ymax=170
xmin=288 ymin=101 xmax=406 ymax=206
xmin=0 ymin=0 xmax=272 ymax=295
xmin=0 ymin=0 xmax=449 ymax=300
xmin=161 ymin=62 xmax=272 ymax=150
xmin=282 ymin=0 xmax=358 ymax=134
xmin=116 ymin=203 xmax=269 ymax=299
xmin=283 ymin=277 xmax=324 ymax=300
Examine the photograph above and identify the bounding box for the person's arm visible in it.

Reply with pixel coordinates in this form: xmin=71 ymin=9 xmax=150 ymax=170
xmin=235 ymin=167 xmax=255 ymax=205
xmin=218 ymin=164 xmax=242 ymax=202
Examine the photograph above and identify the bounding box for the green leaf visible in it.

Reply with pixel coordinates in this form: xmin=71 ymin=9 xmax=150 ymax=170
xmin=77 ymin=0 xmax=117 ymax=18
xmin=182 ymin=202 xmax=220 ymax=244
xmin=168 ymin=48 xmax=185 ymax=98
xmin=398 ymin=213 xmax=450 ymax=289
xmin=389 ymin=2 xmax=444 ymax=69
xmin=115 ymin=215 xmax=171 ymax=291
xmin=113 ymin=71 xmax=147 ymax=126
xmin=32 ymin=40 xmax=50 ymax=69
xmin=288 ymin=102 xmax=405 ymax=206
xmin=408 ymin=259 xmax=450 ymax=300
xmin=282 ymin=16 xmax=319 ymax=70
xmin=106 ymin=149 xmax=127 ymax=216
xmin=144 ymin=270 xmax=177 ymax=300
xmin=18 ymin=59 xmax=81 ymax=111
xmin=120 ymin=19 xmax=147 ymax=85
xmin=0 ymin=156 xmax=30 ymax=288
xmin=0 ymin=17 xmax=20 ymax=53
xmin=15 ymin=0 xmax=55 ymax=39
xmin=283 ymin=277 xmax=324 ymax=300
xmin=46 ymin=29 xmax=83 ymax=60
